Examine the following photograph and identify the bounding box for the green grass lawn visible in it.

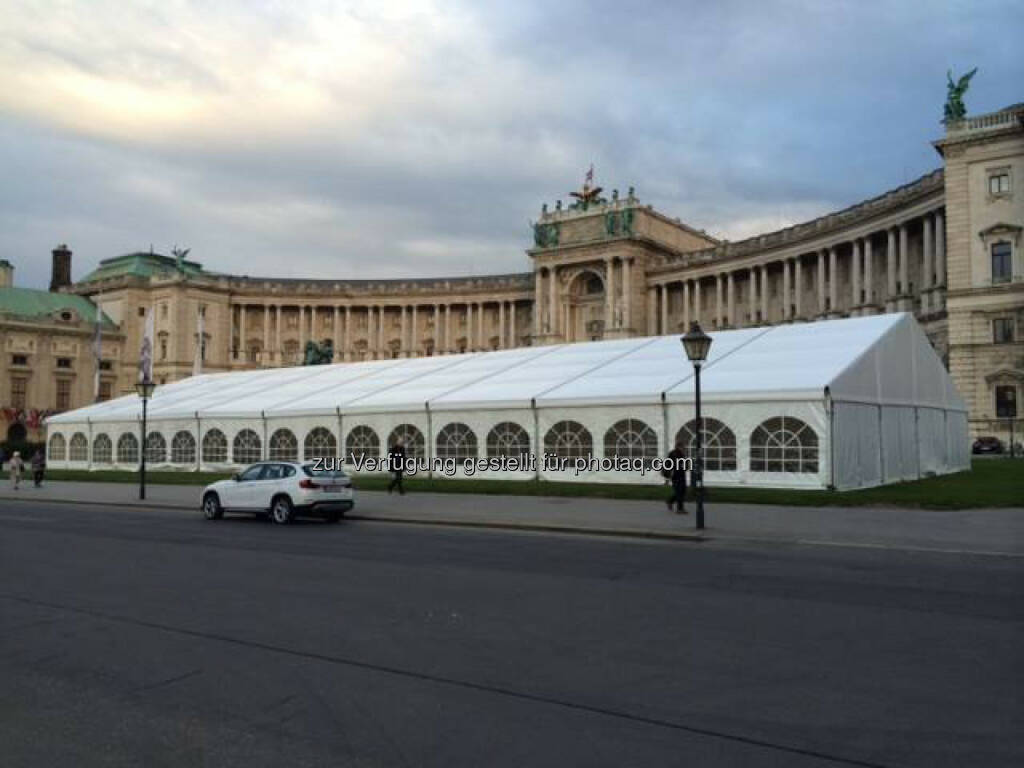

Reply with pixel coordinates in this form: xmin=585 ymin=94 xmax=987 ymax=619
xmin=44 ymin=459 xmax=1023 ymax=509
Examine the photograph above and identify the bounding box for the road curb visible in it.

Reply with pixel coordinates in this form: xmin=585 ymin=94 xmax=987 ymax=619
xmin=0 ymin=495 xmax=706 ymax=543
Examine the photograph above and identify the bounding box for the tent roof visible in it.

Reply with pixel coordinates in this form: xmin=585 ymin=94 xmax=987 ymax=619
xmin=47 ymin=313 xmax=966 ymax=426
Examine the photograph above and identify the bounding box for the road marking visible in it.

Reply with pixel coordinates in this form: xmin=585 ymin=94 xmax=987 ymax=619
xmin=797 ymin=539 xmax=1024 ymax=558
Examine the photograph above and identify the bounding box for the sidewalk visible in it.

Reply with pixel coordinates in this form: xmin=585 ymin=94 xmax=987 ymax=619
xmin=2 ymin=481 xmax=1022 ymax=555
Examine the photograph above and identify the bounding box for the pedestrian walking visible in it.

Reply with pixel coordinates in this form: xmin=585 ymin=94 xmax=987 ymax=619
xmin=31 ymin=449 xmax=46 ymax=488
xmin=387 ymin=440 xmax=407 ymax=495
xmin=9 ymin=450 xmax=25 ymax=490
xmin=663 ymin=440 xmax=688 ymax=514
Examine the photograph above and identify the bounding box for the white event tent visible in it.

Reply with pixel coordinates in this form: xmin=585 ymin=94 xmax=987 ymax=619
xmin=45 ymin=313 xmax=969 ymax=490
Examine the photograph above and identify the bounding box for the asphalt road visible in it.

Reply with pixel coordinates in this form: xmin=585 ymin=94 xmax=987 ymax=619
xmin=0 ymin=500 xmax=1020 ymax=767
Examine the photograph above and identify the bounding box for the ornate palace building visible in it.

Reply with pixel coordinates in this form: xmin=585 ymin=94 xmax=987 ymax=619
xmin=2 ymin=103 xmax=1020 ymax=443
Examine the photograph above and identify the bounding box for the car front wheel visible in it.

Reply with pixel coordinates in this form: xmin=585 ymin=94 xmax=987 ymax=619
xmin=270 ymin=495 xmax=294 ymax=525
xmin=203 ymin=493 xmax=224 ymax=520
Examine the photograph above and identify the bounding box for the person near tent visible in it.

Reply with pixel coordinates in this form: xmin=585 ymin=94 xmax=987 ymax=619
xmin=663 ymin=440 xmax=688 ymax=514
xmin=31 ymin=449 xmax=46 ymax=488
xmin=387 ymin=440 xmax=407 ymax=495
xmin=9 ymin=450 xmax=24 ymax=490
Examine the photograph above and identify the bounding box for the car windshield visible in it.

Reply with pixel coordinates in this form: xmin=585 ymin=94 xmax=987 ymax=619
xmin=302 ymin=464 xmax=347 ymax=478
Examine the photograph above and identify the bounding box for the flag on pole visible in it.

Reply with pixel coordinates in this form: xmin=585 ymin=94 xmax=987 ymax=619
xmin=193 ymin=305 xmax=204 ymax=377
xmin=93 ymin=294 xmax=103 ymax=401
xmin=138 ymin=306 xmax=154 ymax=385
xmin=585 ymin=163 xmax=594 ymax=185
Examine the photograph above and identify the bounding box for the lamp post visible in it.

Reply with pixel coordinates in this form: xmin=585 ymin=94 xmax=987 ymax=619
xmin=681 ymin=322 xmax=712 ymax=530
xmin=136 ymin=378 xmax=155 ymax=500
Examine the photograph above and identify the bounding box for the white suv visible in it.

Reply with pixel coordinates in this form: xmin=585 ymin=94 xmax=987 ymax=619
xmin=202 ymin=461 xmax=355 ymax=524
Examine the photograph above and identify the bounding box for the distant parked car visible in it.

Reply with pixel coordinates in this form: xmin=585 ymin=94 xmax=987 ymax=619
xmin=202 ymin=461 xmax=354 ymax=524
xmin=971 ymin=436 xmax=1005 ymax=455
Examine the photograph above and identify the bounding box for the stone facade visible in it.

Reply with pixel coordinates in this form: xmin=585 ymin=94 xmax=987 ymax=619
xmin=21 ymin=102 xmax=1018 ymax=442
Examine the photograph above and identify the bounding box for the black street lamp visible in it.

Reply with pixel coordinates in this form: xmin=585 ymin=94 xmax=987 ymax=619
xmin=681 ymin=322 xmax=712 ymax=530
xmin=136 ymin=378 xmax=156 ymax=500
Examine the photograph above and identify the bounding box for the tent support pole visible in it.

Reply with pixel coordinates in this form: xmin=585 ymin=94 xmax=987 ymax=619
xmin=825 ymin=388 xmax=835 ymax=490
xmin=878 ymin=405 xmax=885 ymax=484
xmin=261 ymin=410 xmax=267 ymax=461
xmin=425 ymin=402 xmax=433 ymax=479
xmin=531 ymin=398 xmax=540 ymax=481
xmin=660 ymin=392 xmax=669 ymax=458
xmin=195 ymin=412 xmax=201 ymax=472
xmin=337 ymin=408 xmax=344 ymax=467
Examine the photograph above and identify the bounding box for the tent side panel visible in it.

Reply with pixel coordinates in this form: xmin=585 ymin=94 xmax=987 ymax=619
xmin=832 ymin=402 xmax=883 ymax=490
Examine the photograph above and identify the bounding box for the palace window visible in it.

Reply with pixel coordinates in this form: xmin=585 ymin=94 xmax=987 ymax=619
xmin=268 ymin=428 xmax=298 ymax=461
xmin=991 ymin=242 xmax=1012 ymax=284
xmin=11 ymin=376 xmax=28 ymax=409
xmin=49 ymin=433 xmax=66 ymax=461
xmin=993 ymin=318 xmax=1015 ymax=344
xmin=56 ymin=357 xmax=72 ymax=369
xmin=345 ymin=425 xmax=380 ymax=463
xmin=677 ymin=418 xmax=738 ymax=471
xmin=171 ymin=431 xmax=197 ymax=465
xmin=69 ymin=433 xmax=88 ymax=462
xmin=11 ymin=354 xmax=28 ymax=366
xmin=98 ymin=381 xmax=112 ymax=402
xmin=486 ymin=422 xmax=530 ymax=460
xmin=145 ymin=432 xmax=166 ymax=463
xmin=995 ymin=386 xmax=1017 ymax=419
xmin=160 ymin=337 xmax=168 ymax=360
xmin=93 ymin=434 xmax=113 ymax=464
xmin=387 ymin=424 xmax=425 ymax=460
xmin=56 ymin=379 xmax=71 ymax=411
xmin=604 ymin=419 xmax=659 ymax=464
xmin=989 ymin=171 xmax=1011 ymax=196
xmin=202 ymin=429 xmax=228 ymax=463
xmin=304 ymin=427 xmax=338 ymax=460
xmin=117 ymin=433 xmax=139 ymax=464
xmin=544 ymin=420 xmax=593 ymax=460
xmin=233 ymin=429 xmax=262 ymax=464
xmin=436 ymin=422 xmax=477 ymax=462
xmin=99 ymin=360 xmax=112 ymax=371
xmin=750 ymin=416 xmax=819 ymax=473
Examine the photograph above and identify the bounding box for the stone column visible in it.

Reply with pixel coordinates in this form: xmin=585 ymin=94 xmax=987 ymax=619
xmin=549 ymin=267 xmax=558 ymax=337
xmin=379 ymin=306 xmax=386 ymax=357
xmin=509 ymin=301 xmax=516 ymax=346
xmin=922 ymin=214 xmax=934 ymax=313
xmin=899 ymin=223 xmax=909 ymax=307
xmin=782 ymin=260 xmax=792 ymax=321
xmin=864 ymin=237 xmax=874 ymax=309
xmin=647 ymin=287 xmax=656 ymax=334
xmin=604 ymin=258 xmax=615 ymax=330
xmin=659 ymin=283 xmax=668 ymax=334
xmin=478 ymin=302 xmax=485 ymax=348
xmin=400 ymin=305 xmax=408 ymax=356
xmin=239 ymin=304 xmax=247 ymax=361
xmin=433 ymin=304 xmax=441 ymax=353
xmin=851 ymin=241 xmax=862 ymax=316
xmin=333 ymin=306 xmax=341 ymax=359
xmin=296 ymin=305 xmax=304 ymax=350
xmin=533 ymin=271 xmax=542 ymax=336
xmin=715 ymin=274 xmax=723 ymax=327
xmin=364 ymin=307 xmax=373 ymax=359
xmin=262 ymin=305 xmax=270 ymax=365
xmin=794 ymin=258 xmax=803 ymax=319
xmin=683 ymin=281 xmax=691 ymax=330
xmin=935 ymin=210 xmax=945 ymax=288
xmin=726 ymin=272 xmax=735 ymax=327
xmin=817 ymin=251 xmax=826 ymax=315
xmin=694 ymin=279 xmax=702 ymax=326
xmin=466 ymin=303 xmax=473 ymax=350
xmin=828 ymin=247 xmax=838 ymax=315
xmin=445 ymin=304 xmax=452 ymax=353
xmin=760 ymin=264 xmax=769 ymax=322
xmin=749 ymin=268 xmax=758 ymax=325
xmin=411 ymin=305 xmax=418 ymax=356
xmin=622 ymin=258 xmax=631 ymax=330
xmin=886 ymin=228 xmax=897 ymax=310
xmin=343 ymin=306 xmax=351 ymax=361
xmin=275 ymin=305 xmax=282 ymax=365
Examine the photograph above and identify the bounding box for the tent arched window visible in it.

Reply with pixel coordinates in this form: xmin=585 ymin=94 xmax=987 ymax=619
xmin=268 ymin=428 xmax=298 ymax=461
xmin=69 ymin=432 xmax=89 ymax=461
xmin=750 ymin=416 xmax=818 ymax=473
xmin=145 ymin=432 xmax=166 ymax=463
xmin=436 ymin=423 xmax=477 ymax=462
xmin=48 ymin=433 xmax=66 ymax=461
xmin=117 ymin=433 xmax=138 ymax=464
xmin=387 ymin=424 xmax=425 ymax=460
xmin=345 ymin=426 xmax=380 ymax=463
xmin=233 ymin=429 xmax=262 ymax=464
xmin=676 ymin=418 xmax=738 ymax=471
xmin=304 ymin=427 xmax=337 ymax=460
xmin=171 ymin=431 xmax=196 ymax=465
xmin=92 ymin=433 xmax=113 ymax=464
xmin=202 ymin=429 xmax=228 ymax=463
xmin=544 ymin=420 xmax=593 ymax=460
xmin=604 ymin=419 xmax=658 ymax=463
xmin=486 ymin=422 xmax=530 ymax=459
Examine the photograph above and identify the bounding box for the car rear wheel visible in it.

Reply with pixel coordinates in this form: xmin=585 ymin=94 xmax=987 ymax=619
xmin=203 ymin=493 xmax=223 ymax=520
xmin=270 ymin=495 xmax=294 ymax=525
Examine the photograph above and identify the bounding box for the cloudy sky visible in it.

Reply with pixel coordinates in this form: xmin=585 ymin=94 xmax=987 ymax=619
xmin=1 ymin=0 xmax=1021 ymax=288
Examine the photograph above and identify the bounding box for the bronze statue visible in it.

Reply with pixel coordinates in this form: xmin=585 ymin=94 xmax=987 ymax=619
xmin=944 ymin=67 xmax=977 ymax=123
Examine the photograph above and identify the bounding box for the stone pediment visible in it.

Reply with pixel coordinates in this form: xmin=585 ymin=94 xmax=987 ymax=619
xmin=978 ymin=222 xmax=1022 ymax=244
xmin=984 ymin=367 xmax=1024 ymax=384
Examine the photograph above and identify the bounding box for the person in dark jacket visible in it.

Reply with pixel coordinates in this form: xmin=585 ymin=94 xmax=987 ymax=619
xmin=31 ymin=450 xmax=46 ymax=487
xmin=665 ymin=440 xmax=688 ymax=514
xmin=387 ymin=441 xmax=407 ymax=495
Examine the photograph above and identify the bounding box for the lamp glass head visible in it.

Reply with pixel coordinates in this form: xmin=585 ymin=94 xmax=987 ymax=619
xmin=681 ymin=322 xmax=712 ymax=364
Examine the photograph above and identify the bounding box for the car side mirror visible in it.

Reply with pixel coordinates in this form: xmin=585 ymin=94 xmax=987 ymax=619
xmin=233 ymin=473 xmax=241 ymax=482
